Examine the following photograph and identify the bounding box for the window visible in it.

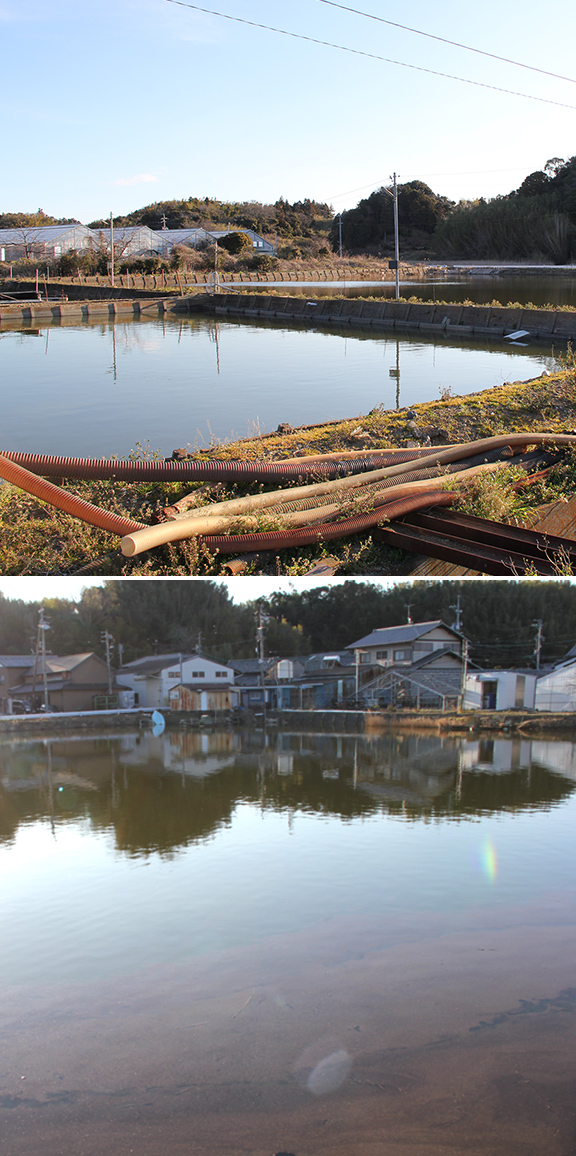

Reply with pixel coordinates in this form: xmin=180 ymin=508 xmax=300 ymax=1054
xmin=215 ymin=671 xmax=227 ymax=678
xmin=376 ymin=650 xmax=388 ymax=660
xmin=360 ymin=653 xmax=371 ymax=664
xmin=192 ymin=671 xmax=205 ymax=678
xmin=413 ymin=642 xmax=433 ymax=652
xmin=393 ymin=648 xmax=411 ymax=661
xmin=167 ymin=671 xmax=179 ymax=678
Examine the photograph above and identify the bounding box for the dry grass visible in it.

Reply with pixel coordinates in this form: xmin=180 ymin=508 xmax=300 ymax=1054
xmin=3 ymin=367 xmax=576 ymax=575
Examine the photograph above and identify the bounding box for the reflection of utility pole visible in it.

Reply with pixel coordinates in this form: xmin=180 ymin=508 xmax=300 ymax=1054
xmin=39 ymin=607 xmax=50 ymax=712
xmin=532 ymin=619 xmax=544 ymax=670
xmin=460 ymin=637 xmax=469 ymax=712
xmin=101 ymin=630 xmax=114 ymax=694
xmin=389 ymin=340 xmax=400 ymax=408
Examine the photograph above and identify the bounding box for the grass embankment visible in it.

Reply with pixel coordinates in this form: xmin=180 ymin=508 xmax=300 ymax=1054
xmin=2 ymin=363 xmax=576 ymax=576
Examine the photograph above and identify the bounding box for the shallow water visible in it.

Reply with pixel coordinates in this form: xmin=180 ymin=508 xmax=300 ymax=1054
xmin=0 ymin=313 xmax=555 ymax=456
xmin=1 ymin=727 xmax=575 ymax=1154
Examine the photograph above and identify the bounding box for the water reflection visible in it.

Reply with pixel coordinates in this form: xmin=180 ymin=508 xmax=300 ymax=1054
xmin=1 ymin=728 xmax=576 ymax=1155
xmin=1 ymin=729 xmax=575 ymax=853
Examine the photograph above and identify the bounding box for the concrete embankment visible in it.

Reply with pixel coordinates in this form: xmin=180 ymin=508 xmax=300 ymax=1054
xmin=197 ymin=293 xmax=576 ymax=344
xmin=2 ymin=290 xmax=576 ymax=342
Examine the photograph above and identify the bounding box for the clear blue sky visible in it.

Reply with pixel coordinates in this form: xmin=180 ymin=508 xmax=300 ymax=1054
xmin=3 ymin=0 xmax=575 ymax=223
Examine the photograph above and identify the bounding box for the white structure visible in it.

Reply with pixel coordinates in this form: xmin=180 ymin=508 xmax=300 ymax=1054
xmin=0 ymin=223 xmax=95 ymax=259
xmin=92 ymin=225 xmax=160 ymax=258
xmin=464 ymin=670 xmax=536 ymax=711
xmin=534 ymin=657 xmax=576 ymax=712
xmin=152 ymin=228 xmax=212 ymax=254
xmin=118 ymin=653 xmax=234 ymax=709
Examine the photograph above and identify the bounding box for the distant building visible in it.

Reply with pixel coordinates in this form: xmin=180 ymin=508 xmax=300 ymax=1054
xmin=207 ymin=228 xmax=275 ymax=254
xmin=4 ymin=652 xmax=128 ymax=713
xmin=92 ymin=225 xmax=160 ymax=258
xmin=0 ymin=223 xmax=95 ymax=260
xmin=119 ymin=653 xmax=234 ymax=709
xmin=151 ymin=228 xmax=212 ymax=254
xmin=464 ymin=670 xmax=537 ymax=711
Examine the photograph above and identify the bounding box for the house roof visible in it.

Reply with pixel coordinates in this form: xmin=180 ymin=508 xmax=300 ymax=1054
xmin=409 ymin=648 xmax=462 ymax=670
xmin=347 ymin=620 xmax=459 ymax=650
xmin=44 ymin=653 xmax=99 ymax=673
xmin=173 ymin=682 xmax=234 ymax=692
xmin=120 ymin=653 xmax=195 ymax=675
xmin=0 ymin=655 xmax=35 ymax=667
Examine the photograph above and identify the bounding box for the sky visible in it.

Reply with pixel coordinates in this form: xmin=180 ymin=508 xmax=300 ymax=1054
xmin=0 ymin=576 xmax=400 ymax=605
xmin=2 ymin=0 xmax=575 ymax=223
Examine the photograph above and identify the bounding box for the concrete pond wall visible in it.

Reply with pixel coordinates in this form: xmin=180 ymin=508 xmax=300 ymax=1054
xmin=2 ymin=289 xmax=575 ymax=342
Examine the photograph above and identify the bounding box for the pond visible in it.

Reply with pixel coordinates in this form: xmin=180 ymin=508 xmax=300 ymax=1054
xmin=1 ymin=726 xmax=576 ymax=1155
xmin=0 ymin=313 xmax=556 ymax=457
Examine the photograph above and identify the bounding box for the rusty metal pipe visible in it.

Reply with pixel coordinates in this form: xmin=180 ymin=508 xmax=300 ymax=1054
xmin=0 ymin=454 xmax=145 ymax=536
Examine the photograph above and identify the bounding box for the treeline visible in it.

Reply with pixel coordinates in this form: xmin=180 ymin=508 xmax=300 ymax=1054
xmin=333 ymin=156 xmax=576 ymax=262
xmin=1 ymin=580 xmax=575 ymax=672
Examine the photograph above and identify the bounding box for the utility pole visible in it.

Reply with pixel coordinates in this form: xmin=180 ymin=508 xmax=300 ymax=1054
xmin=338 ymin=212 xmax=343 ymax=258
xmin=405 ymin=603 xmax=413 ymax=624
xmin=110 ymin=211 xmax=115 ymax=289
xmin=196 ymin=631 xmax=203 ymax=655
xmin=37 ymin=607 xmax=50 ymax=712
xmin=100 ymin=630 xmax=114 ymax=695
xmin=450 ymin=594 xmax=463 ymax=633
xmin=532 ymin=619 xmax=544 ymax=670
xmin=392 ymin=172 xmax=400 ymax=301
xmin=382 ymin=174 xmax=400 ymax=300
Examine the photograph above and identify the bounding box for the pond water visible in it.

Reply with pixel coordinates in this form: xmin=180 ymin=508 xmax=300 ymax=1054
xmin=1 ymin=726 xmax=576 ymax=1155
xmin=264 ymin=274 xmax=576 ymax=308
xmin=0 ymin=313 xmax=556 ymax=457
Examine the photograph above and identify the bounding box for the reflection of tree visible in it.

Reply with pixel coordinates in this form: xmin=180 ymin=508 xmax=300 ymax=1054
xmin=1 ymin=732 xmax=575 ymax=855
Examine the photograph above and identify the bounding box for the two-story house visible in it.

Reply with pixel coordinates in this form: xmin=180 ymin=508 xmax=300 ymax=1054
xmin=119 ymin=653 xmax=234 ymax=709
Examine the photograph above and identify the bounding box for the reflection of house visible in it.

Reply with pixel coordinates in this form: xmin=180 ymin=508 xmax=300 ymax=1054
xmin=346 ymin=621 xmax=465 ymax=708
xmin=464 ymin=670 xmax=537 ymax=711
xmin=7 ymin=652 xmax=128 ymax=713
xmin=119 ymin=653 xmax=234 ymax=709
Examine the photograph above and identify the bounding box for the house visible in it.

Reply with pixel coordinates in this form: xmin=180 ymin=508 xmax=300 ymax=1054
xmin=345 ymin=621 xmax=465 ymax=708
xmin=0 ymin=655 xmax=36 ymax=713
xmin=0 ymin=223 xmax=95 ymax=260
xmin=119 ymin=653 xmax=234 ymax=709
xmin=6 ymin=652 xmax=129 ymax=713
xmin=169 ymin=682 xmax=236 ymax=712
xmin=464 ymin=670 xmax=537 ymax=711
xmin=207 ymin=228 xmax=275 ymax=254
xmin=226 ymin=658 xmax=305 ymax=709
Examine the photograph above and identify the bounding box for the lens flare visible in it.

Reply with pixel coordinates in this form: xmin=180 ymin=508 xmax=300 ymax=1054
xmin=480 ymin=839 xmax=498 ymax=883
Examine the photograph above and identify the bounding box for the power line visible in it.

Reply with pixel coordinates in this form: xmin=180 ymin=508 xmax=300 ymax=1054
xmin=163 ymin=1 xmax=576 ymax=110
xmin=315 ymin=0 xmax=576 ymax=86
xmin=327 ymin=166 xmax=531 ymax=203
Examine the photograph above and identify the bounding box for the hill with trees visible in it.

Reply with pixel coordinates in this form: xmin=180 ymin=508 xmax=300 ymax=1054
xmin=1 ymin=580 xmax=575 ymax=673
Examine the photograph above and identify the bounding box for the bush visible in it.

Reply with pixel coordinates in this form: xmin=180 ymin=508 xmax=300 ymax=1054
xmin=217 ymin=231 xmax=253 ymax=255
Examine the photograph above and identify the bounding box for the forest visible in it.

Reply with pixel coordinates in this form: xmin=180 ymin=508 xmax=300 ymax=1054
xmin=1 ymin=580 xmax=575 ymax=673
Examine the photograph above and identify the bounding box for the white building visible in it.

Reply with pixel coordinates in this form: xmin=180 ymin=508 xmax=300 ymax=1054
xmin=464 ymin=670 xmax=536 ymax=711
xmin=534 ymin=657 xmax=576 ymax=712
xmin=118 ymin=653 xmax=234 ymax=709
xmin=0 ymin=223 xmax=95 ymax=260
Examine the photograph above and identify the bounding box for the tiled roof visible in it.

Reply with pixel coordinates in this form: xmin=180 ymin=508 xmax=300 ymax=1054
xmin=347 ymin=621 xmax=458 ymax=649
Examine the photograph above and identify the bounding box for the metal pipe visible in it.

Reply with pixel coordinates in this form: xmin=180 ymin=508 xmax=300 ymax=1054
xmin=0 ymin=454 xmax=145 ymax=536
